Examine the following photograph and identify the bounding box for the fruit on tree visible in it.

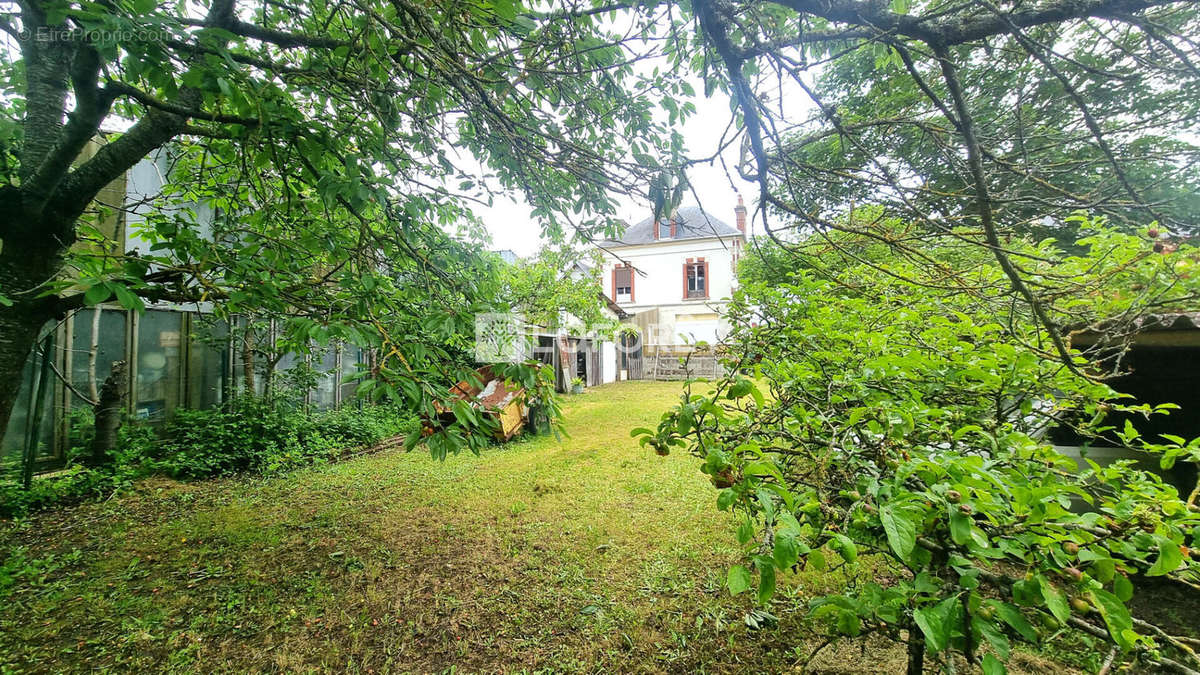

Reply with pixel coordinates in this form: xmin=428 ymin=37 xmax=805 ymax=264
xmin=711 ymin=469 xmax=736 ymax=489
xmin=1039 ymin=613 xmax=1062 ymax=630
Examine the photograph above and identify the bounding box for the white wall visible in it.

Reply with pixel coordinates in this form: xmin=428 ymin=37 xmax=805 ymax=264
xmin=124 ymin=149 xmax=216 ymax=256
xmin=603 ymin=237 xmax=742 ymax=345
xmin=602 ymin=237 xmax=741 ymax=310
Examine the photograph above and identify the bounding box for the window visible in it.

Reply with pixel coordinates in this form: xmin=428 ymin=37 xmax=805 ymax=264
xmin=613 ymin=265 xmax=633 ymax=303
xmin=685 ymin=261 xmax=707 ymax=299
xmin=134 ymin=310 xmax=185 ymax=424
xmin=69 ymin=308 xmax=127 ymax=406
xmin=187 ymin=318 xmax=229 ymax=410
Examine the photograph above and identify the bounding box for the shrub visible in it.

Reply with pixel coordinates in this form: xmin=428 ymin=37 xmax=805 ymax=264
xmin=638 ymin=226 xmax=1200 ymax=674
xmin=152 ymin=398 xmax=307 ymax=479
xmin=152 ymin=398 xmax=417 ymax=479
xmin=0 ymin=423 xmax=155 ymax=516
xmin=1 ymin=399 xmax=416 ymax=516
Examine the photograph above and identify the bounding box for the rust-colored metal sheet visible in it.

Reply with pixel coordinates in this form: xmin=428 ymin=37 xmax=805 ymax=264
xmin=435 ymin=366 xmax=527 ymax=441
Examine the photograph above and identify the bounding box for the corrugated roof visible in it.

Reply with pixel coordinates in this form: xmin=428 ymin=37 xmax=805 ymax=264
xmin=599 ymin=206 xmax=742 ymax=247
xmin=1078 ymin=312 xmax=1200 ymax=334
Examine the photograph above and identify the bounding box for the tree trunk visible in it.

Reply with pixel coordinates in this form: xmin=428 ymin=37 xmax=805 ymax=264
xmin=0 ymin=221 xmax=66 ymax=442
xmin=906 ymin=626 xmax=926 ymax=675
xmin=0 ymin=285 xmax=55 ymax=443
xmin=91 ymin=360 xmax=128 ymax=464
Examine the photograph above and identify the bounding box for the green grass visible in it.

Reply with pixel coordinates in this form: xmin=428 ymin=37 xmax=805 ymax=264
xmin=0 ymin=381 xmax=1067 ymax=673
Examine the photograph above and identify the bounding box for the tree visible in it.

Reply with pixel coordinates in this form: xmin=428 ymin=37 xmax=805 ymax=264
xmin=639 ymin=223 xmax=1200 ymax=673
xmin=676 ymin=0 xmax=1197 ymax=361
xmin=657 ymin=3 xmax=1200 ymax=668
xmin=497 ymin=246 xmax=615 ymax=333
xmin=771 ymin=34 xmax=1200 ymax=243
xmin=0 ymin=0 xmax=692 ymax=436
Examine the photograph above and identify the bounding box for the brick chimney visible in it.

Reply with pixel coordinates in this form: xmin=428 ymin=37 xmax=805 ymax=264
xmin=735 ymin=195 xmax=747 ymax=235
xmin=669 ymin=215 xmax=677 ymax=239
xmin=653 ymin=217 xmax=659 ymax=240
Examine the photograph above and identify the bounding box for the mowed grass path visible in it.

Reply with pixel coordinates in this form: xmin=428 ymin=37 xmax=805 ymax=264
xmin=1 ymin=381 xmax=828 ymax=673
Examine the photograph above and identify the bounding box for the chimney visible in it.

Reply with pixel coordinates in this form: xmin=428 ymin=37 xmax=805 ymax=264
xmin=669 ymin=215 xmax=677 ymax=239
xmin=735 ymin=195 xmax=747 ymax=235
xmin=653 ymin=217 xmax=660 ymax=240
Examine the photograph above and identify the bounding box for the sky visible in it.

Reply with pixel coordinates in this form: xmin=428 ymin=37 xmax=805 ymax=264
xmin=473 ymin=83 xmax=761 ymax=258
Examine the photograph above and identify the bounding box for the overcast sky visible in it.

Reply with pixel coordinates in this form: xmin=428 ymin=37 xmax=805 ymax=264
xmin=473 ymin=83 xmax=761 ymax=257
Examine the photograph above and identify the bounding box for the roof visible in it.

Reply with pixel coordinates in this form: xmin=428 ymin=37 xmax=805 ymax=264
xmin=491 ymin=249 xmax=519 ymax=264
xmin=1076 ymin=312 xmax=1200 ymax=335
xmin=1071 ymin=312 xmax=1200 ymax=349
xmin=600 ymin=292 xmax=630 ymax=319
xmin=599 ymin=206 xmax=742 ymax=247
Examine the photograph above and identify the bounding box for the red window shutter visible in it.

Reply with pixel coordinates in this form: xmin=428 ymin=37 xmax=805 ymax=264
xmin=611 ymin=267 xmax=617 ymax=301
xmin=629 ymin=265 xmax=635 ymax=303
xmin=703 ymin=260 xmax=710 ymax=298
xmin=682 ymin=262 xmax=688 ymax=300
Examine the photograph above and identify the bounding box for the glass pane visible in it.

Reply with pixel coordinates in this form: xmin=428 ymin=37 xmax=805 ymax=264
xmin=188 ymin=318 xmax=229 ymax=410
xmin=68 ymin=308 xmax=127 ymax=406
xmin=229 ymin=317 xmax=271 ymax=397
xmin=134 ymin=311 xmax=184 ymax=425
xmin=311 ymin=347 xmax=338 ymax=411
xmin=0 ymin=326 xmax=58 ymax=470
xmin=272 ymin=350 xmax=302 ymax=401
xmin=339 ymin=345 xmax=361 ymax=406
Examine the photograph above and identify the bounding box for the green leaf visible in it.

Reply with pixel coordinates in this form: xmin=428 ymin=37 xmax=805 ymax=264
xmin=727 ymin=565 xmax=752 ymax=596
xmin=84 ymin=284 xmax=112 ymax=305
xmin=982 ymin=653 xmax=1006 ymax=675
xmin=831 ymin=534 xmax=857 ymax=563
xmin=994 ymin=603 xmax=1038 ymax=643
xmin=949 ymin=506 xmax=972 ymax=546
xmin=1089 ymin=589 xmax=1135 ymax=651
xmin=881 ymin=504 xmax=918 ymax=558
xmin=975 ymin=616 xmax=1011 ymax=659
xmin=112 ymin=285 xmax=144 ymax=312
xmin=1038 ymin=576 xmax=1070 ymax=626
xmin=737 ymin=519 xmax=754 ymax=545
xmin=757 ymin=561 xmax=776 ymax=605
xmin=914 ymin=598 xmax=956 ymax=653
xmin=629 ymin=427 xmax=653 ymax=437
xmin=837 ymin=609 xmax=861 ymax=636
xmin=773 ymin=535 xmax=800 ymax=569
xmin=716 ymin=488 xmax=737 ymax=511
xmin=1147 ymin=537 xmax=1183 ymax=576
xmin=1113 ymin=574 xmax=1133 ymax=602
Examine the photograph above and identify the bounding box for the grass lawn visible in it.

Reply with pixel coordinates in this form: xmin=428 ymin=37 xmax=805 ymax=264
xmin=0 ymin=381 xmax=1068 ymax=673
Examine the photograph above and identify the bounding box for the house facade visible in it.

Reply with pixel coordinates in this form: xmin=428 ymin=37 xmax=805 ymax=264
xmin=600 ymin=199 xmax=747 ymax=346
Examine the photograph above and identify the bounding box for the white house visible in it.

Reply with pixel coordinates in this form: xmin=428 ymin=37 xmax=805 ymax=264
xmin=600 ymin=198 xmax=747 ymax=346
